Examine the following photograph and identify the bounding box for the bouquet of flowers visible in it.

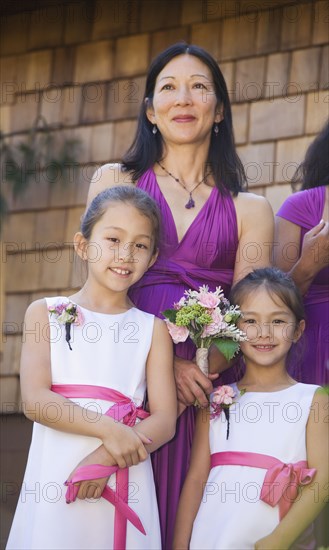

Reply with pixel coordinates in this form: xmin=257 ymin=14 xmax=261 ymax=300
xmin=163 ymin=285 xmax=246 ymax=376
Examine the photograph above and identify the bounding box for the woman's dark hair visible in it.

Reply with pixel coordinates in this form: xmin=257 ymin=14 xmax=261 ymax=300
xmin=81 ymin=186 xmax=161 ymax=253
xmin=230 ymin=267 xmax=305 ymax=324
xmin=291 ymin=120 xmax=329 ymax=190
xmin=122 ymin=42 xmax=247 ymax=196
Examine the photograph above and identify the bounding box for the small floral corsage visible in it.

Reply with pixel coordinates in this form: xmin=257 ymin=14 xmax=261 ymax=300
xmin=210 ymin=385 xmax=246 ymax=439
xmin=48 ymin=301 xmax=84 ymax=350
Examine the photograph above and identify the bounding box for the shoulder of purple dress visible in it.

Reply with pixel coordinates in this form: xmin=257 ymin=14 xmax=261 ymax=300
xmin=276 ymin=187 xmax=325 ymax=228
xmin=135 ymin=167 xmax=156 ymax=189
xmin=211 ymin=186 xmax=236 ymax=208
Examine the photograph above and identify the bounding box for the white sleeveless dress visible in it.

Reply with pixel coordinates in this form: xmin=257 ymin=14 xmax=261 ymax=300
xmin=7 ymin=297 xmax=162 ymax=550
xmin=190 ymin=383 xmax=319 ymax=550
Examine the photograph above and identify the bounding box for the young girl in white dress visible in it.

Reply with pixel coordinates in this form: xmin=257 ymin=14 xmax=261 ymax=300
xmin=173 ymin=268 xmax=328 ymax=550
xmin=7 ymin=186 xmax=177 ymax=550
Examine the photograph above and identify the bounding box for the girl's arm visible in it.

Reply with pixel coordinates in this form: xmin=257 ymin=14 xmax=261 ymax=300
xmin=21 ymin=300 xmax=150 ymax=469
xmin=274 ymin=216 xmax=329 ymax=295
xmin=67 ymin=317 xmax=176 ymax=499
xmin=233 ymin=193 xmax=274 ymax=284
xmin=255 ymin=389 xmax=329 ymax=550
xmin=132 ymin=316 xmax=177 ymax=450
xmin=173 ymin=408 xmax=211 ymax=549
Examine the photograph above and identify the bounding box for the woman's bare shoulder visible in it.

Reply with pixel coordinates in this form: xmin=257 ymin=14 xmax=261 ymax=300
xmin=233 ymin=191 xmax=273 ymax=217
xmin=87 ymin=163 xmax=134 ymax=205
xmin=233 ymin=190 xmax=270 ymax=206
xmin=232 ymin=192 xmax=274 ymax=240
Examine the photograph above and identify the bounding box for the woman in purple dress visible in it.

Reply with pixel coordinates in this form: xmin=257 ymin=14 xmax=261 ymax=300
xmin=87 ymin=43 xmax=274 ymax=548
xmin=275 ymin=122 xmax=329 ymax=386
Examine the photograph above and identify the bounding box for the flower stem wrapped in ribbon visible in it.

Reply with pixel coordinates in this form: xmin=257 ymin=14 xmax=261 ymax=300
xmin=48 ymin=300 xmax=84 ymax=350
xmin=163 ymin=285 xmax=247 ymax=377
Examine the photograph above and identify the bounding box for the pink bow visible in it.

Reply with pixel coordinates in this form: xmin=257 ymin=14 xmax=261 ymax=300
xmin=105 ymin=399 xmax=149 ymax=426
xmin=260 ymin=460 xmax=316 ymax=519
xmin=211 ymin=451 xmax=316 ymax=519
xmin=65 ymin=464 xmax=146 ymax=547
xmin=52 ymin=384 xmax=149 ymax=549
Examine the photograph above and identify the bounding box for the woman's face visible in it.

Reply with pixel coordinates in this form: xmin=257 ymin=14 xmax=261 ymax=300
xmin=146 ymin=54 xmax=223 ymax=146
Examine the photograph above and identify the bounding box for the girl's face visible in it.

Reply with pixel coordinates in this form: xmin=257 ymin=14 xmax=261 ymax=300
xmin=77 ymin=202 xmax=158 ymax=294
xmin=146 ymin=54 xmax=223 ymax=146
xmin=238 ymin=287 xmax=304 ymax=370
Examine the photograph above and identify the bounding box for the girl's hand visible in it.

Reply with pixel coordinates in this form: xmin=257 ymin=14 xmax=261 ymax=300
xmin=255 ymin=533 xmax=286 ymax=550
xmin=67 ymin=445 xmax=115 ymax=500
xmin=174 ymin=356 xmax=218 ymax=408
xmin=102 ymin=422 xmax=150 ymax=469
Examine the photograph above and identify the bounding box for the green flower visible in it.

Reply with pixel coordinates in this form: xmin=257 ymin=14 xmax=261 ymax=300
xmin=224 ymin=313 xmax=233 ymax=323
xmin=176 ymin=304 xmax=212 ymax=327
xmin=197 ymin=312 xmax=213 ymax=325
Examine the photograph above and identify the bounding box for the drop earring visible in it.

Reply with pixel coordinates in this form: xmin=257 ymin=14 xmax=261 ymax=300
xmin=214 ymin=123 xmax=219 ymax=136
xmin=152 ymin=125 xmax=158 ymax=134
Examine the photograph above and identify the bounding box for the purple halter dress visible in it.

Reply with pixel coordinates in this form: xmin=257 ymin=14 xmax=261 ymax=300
xmin=276 ymin=186 xmax=329 ymax=386
xmin=129 ymin=168 xmax=239 ymax=548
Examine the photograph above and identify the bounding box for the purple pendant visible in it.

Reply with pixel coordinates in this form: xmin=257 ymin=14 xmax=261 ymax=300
xmin=185 ymin=197 xmax=195 ymax=209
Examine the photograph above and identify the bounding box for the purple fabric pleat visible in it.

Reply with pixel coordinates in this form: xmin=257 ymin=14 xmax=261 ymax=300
xmin=276 ymin=186 xmax=329 ymax=385
xmin=129 ymin=168 xmax=239 ymax=549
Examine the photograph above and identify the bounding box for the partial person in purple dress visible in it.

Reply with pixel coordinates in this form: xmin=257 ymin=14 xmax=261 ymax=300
xmin=275 ymin=122 xmax=329 ymax=386
xmin=275 ymin=122 xmax=329 ymax=550
xmin=87 ymin=43 xmax=274 ymax=548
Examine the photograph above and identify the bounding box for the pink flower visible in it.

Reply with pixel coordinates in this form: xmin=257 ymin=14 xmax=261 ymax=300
xmin=201 ymin=309 xmax=228 ymax=337
xmin=174 ymin=297 xmax=186 ymax=310
xmin=49 ymin=303 xmax=66 ymax=315
xmin=74 ymin=308 xmax=84 ymax=326
xmin=212 ymin=385 xmax=236 ymax=406
xmin=197 ymin=291 xmax=220 ymax=309
xmin=166 ymin=322 xmax=189 ymax=344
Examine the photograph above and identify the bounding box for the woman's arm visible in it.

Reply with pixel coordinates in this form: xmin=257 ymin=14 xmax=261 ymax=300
xmin=173 ymin=408 xmax=211 ymax=549
xmin=275 ymin=216 xmax=329 ymax=295
xmin=174 ymin=355 xmax=219 ymax=409
xmin=86 ymin=163 xmax=133 ymax=205
xmin=21 ymin=300 xmax=150 ymax=469
xmin=174 ymin=196 xmax=274 ymax=406
xmin=233 ymin=193 xmax=274 ymax=284
xmin=255 ymin=389 xmax=329 ymax=549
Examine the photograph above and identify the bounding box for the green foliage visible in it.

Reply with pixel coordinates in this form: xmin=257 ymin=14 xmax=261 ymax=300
xmin=213 ymin=338 xmax=240 ymax=362
xmin=0 ymin=116 xmax=82 ymax=232
xmin=162 ymin=309 xmax=177 ymax=323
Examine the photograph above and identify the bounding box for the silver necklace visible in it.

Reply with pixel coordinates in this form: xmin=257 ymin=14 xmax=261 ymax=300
xmin=157 ymin=161 xmax=208 ymax=209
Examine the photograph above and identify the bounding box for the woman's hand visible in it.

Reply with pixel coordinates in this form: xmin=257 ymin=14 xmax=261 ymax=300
xmin=275 ymin=217 xmax=329 ymax=295
xmin=208 ymin=344 xmax=232 ymax=374
xmin=102 ymin=422 xmax=151 ymax=469
xmin=298 ymin=220 xmax=329 ymax=277
xmin=66 ymin=445 xmax=115 ymax=500
xmin=174 ymin=356 xmax=218 ymax=408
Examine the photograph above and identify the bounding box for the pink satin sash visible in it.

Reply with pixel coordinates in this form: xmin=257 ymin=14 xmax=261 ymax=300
xmin=211 ymin=451 xmax=316 ymax=520
xmin=51 ymin=384 xmax=149 ymax=549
